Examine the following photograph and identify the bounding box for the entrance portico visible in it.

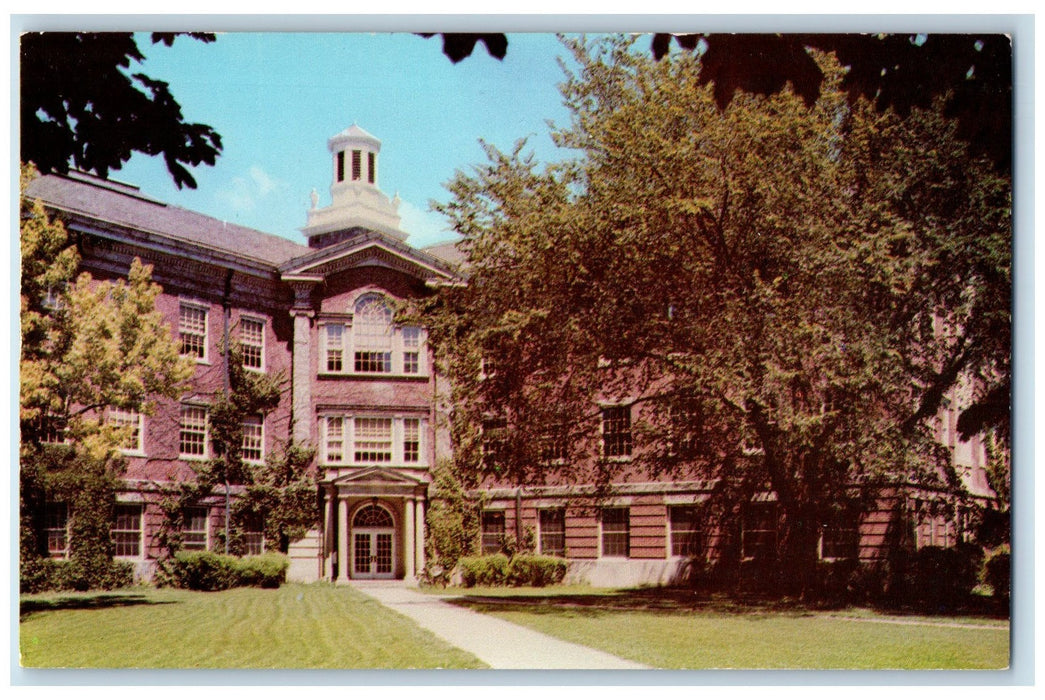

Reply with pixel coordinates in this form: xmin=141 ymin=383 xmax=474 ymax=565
xmin=323 ymin=467 xmax=428 ymax=582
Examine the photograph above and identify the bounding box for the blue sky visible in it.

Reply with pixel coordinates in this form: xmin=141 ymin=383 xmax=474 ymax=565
xmin=113 ymin=32 xmax=580 ymax=249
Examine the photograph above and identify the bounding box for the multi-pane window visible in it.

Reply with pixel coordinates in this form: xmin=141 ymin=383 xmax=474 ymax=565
xmin=240 ymin=318 xmax=265 ymax=370
xmin=45 ymin=503 xmax=69 ymax=558
xmin=354 ymin=417 xmax=393 ymax=463
xmin=241 ymin=513 xmax=264 ymax=556
xmin=402 ymin=326 xmax=421 ymax=374
xmin=40 ymin=414 xmax=68 ymax=445
xmin=669 ymin=505 xmax=703 ymax=557
xmin=242 ymin=414 xmax=264 ymax=463
xmin=179 ymin=405 xmax=208 ymax=458
xmin=601 ymin=507 xmax=630 ymax=557
xmin=353 ymin=295 xmax=393 ymax=373
xmin=540 ymin=432 xmax=569 ymax=464
xmin=182 ymin=507 xmax=209 ymax=551
xmin=108 ymin=407 xmax=144 ymax=453
xmin=179 ymin=303 xmax=208 ymax=360
xmin=742 ymin=502 xmax=778 ymax=560
xmin=112 ymin=504 xmax=143 ymax=557
xmin=482 ymin=417 xmax=508 ymax=467
xmin=324 ymin=324 xmax=345 ymax=372
xmin=403 ymin=418 xmax=421 ymax=463
xmin=324 ymin=416 xmax=345 ymax=463
xmin=481 ymin=510 xmax=505 ymax=555
xmin=601 ymin=405 xmax=633 ymax=458
xmin=820 ymin=513 xmax=860 ymax=560
xmin=668 ymin=396 xmax=700 ymax=456
xmin=351 ymin=150 xmax=362 ymax=181
xmin=539 ymin=509 xmax=566 ymax=557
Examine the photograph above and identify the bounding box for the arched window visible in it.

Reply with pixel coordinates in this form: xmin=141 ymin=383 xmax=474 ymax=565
xmin=353 ymin=294 xmax=393 ymax=373
xmin=353 ymin=504 xmax=394 ymax=528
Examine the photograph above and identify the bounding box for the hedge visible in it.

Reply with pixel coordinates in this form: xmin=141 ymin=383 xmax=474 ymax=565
xmin=162 ymin=551 xmax=289 ymax=591
xmin=20 ymin=557 xmax=134 ymax=594
xmin=457 ymin=553 xmax=567 ymax=587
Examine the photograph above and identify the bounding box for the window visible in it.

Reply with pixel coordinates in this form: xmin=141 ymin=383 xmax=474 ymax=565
xmin=820 ymin=513 xmax=859 ymax=560
xmin=323 ymin=323 xmax=345 ymax=372
xmin=482 ymin=416 xmax=508 ymax=468
xmin=337 ymin=150 xmax=345 ymax=182
xmin=45 ymin=503 xmax=68 ymax=558
xmin=540 ymin=432 xmax=569 ymax=465
xmin=241 ymin=513 xmax=264 ymax=555
xmin=353 ymin=295 xmax=393 ymax=373
xmin=403 ymin=418 xmax=421 ymax=462
xmin=481 ymin=510 xmax=505 ymax=555
xmin=539 ymin=509 xmax=566 ymax=557
xmin=242 ymin=414 xmax=264 ymax=463
xmin=112 ymin=504 xmax=143 ymax=557
xmin=669 ymin=505 xmax=703 ymax=557
xmin=601 ymin=507 xmax=630 ymax=557
xmin=402 ymin=326 xmax=421 ymax=374
xmin=179 ymin=405 xmax=209 ymax=458
xmin=182 ymin=507 xmax=209 ymax=551
xmin=668 ymin=396 xmax=701 ymax=455
xmin=602 ymin=405 xmax=632 ymax=458
xmin=367 ymin=152 xmax=376 ymax=184
xmin=179 ymin=303 xmax=208 ymax=360
xmin=240 ymin=318 xmax=265 ymax=370
xmin=324 ymin=416 xmax=345 ymax=463
xmin=742 ymin=502 xmax=778 ymax=560
xmin=354 ymin=417 xmax=393 ymax=463
xmin=108 ymin=407 xmax=144 ymax=454
xmin=351 ymin=150 xmax=362 ymax=180
xmin=43 ymin=284 xmax=64 ymax=311
xmin=40 ymin=414 xmax=68 ymax=445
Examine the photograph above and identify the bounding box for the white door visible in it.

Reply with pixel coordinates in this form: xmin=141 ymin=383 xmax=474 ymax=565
xmin=353 ymin=529 xmax=394 ymax=578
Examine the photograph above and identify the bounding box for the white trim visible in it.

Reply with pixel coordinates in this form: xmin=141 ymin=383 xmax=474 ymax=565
xmin=238 ymin=315 xmax=267 ymax=373
xmin=178 ymin=300 xmax=210 ymax=364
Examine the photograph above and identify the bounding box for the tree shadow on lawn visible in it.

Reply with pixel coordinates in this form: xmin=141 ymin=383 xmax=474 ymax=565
xmin=445 ymin=588 xmax=823 ymax=619
xmin=445 ymin=588 xmax=1010 ymax=621
xmin=20 ymin=593 xmax=178 ymax=621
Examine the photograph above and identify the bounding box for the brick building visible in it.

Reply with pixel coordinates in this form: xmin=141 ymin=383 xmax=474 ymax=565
xmin=23 ymin=125 xmax=998 ymax=586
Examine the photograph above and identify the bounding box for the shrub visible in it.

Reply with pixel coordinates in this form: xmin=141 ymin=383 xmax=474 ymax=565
xmin=457 ymin=554 xmax=510 ymax=587
xmin=982 ymin=545 xmax=1010 ymax=601
xmin=20 ymin=556 xmax=134 ymax=593
xmin=507 ymin=554 xmax=567 ymax=587
xmin=234 ymin=553 xmax=289 ymax=589
xmin=164 ymin=551 xmax=289 ymax=591
xmin=899 ymin=544 xmax=983 ymax=611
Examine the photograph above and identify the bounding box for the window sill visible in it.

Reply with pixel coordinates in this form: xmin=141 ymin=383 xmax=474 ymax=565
xmin=180 ymin=455 xmax=210 ymax=462
xmin=601 ymin=455 xmax=633 ymax=463
xmin=120 ymin=450 xmax=147 ymax=458
xmin=318 ymin=372 xmax=429 ymax=380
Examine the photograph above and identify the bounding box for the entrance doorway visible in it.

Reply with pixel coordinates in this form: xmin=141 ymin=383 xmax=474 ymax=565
xmin=351 ymin=503 xmax=395 ymax=579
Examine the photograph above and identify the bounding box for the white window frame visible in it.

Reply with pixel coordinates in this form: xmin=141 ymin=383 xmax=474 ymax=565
xmin=45 ymin=502 xmax=69 ymax=558
xmin=240 ymin=316 xmax=266 ymax=372
xmin=480 ymin=510 xmax=506 ymax=555
xmin=182 ymin=506 xmax=210 ymax=551
xmin=112 ymin=503 xmax=144 ymax=558
xmin=601 ymin=405 xmax=633 ymax=460
xmin=320 ymin=413 xmax=427 ymax=466
xmin=179 ymin=405 xmax=210 ymax=460
xmin=538 ymin=508 xmax=566 ymax=557
xmin=241 ymin=513 xmax=265 ymax=556
xmin=600 ymin=507 xmax=630 ymax=558
xmin=353 ymin=416 xmax=394 ymax=464
xmin=108 ymin=406 xmax=145 ymax=456
xmin=353 ymin=295 xmax=394 ymax=374
xmin=668 ymin=505 xmax=703 ymax=558
xmin=178 ymin=301 xmax=209 ymax=363
xmin=241 ymin=414 xmax=264 ymax=464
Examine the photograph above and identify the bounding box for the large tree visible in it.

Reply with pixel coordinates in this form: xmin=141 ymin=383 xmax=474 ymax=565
xmin=20 ymin=32 xmax=223 ymax=189
xmin=20 ymin=166 xmax=195 ymax=589
xmin=423 ymin=36 xmax=1010 ymax=595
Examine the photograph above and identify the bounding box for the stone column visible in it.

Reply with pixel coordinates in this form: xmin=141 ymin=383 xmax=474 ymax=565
xmin=415 ymin=496 xmax=426 ymax=574
xmin=326 ymin=488 xmax=338 ymax=581
xmin=337 ymin=496 xmax=349 ymax=583
xmin=404 ymin=497 xmax=415 ymax=581
xmin=290 ymin=310 xmax=314 ymax=444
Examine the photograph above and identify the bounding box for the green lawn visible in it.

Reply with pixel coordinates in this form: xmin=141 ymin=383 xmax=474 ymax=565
xmin=20 ymin=583 xmax=486 ymax=669
xmin=432 ymin=586 xmax=1010 ymax=670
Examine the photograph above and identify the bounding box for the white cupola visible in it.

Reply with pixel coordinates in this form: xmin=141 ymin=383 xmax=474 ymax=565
xmin=302 ymin=124 xmax=406 ymax=247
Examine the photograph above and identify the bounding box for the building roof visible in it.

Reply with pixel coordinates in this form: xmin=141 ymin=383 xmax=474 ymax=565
xmin=25 ymin=171 xmax=312 ymax=268
xmin=421 ymin=238 xmax=468 ymax=268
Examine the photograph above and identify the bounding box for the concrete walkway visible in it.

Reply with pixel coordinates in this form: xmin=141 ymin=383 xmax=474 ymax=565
xmin=351 ymin=580 xmax=650 ymax=670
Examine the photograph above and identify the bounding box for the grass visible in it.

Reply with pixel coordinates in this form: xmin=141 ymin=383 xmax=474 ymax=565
xmin=429 ymin=586 xmax=1010 ymax=670
xmin=20 ymin=583 xmax=486 ymax=669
